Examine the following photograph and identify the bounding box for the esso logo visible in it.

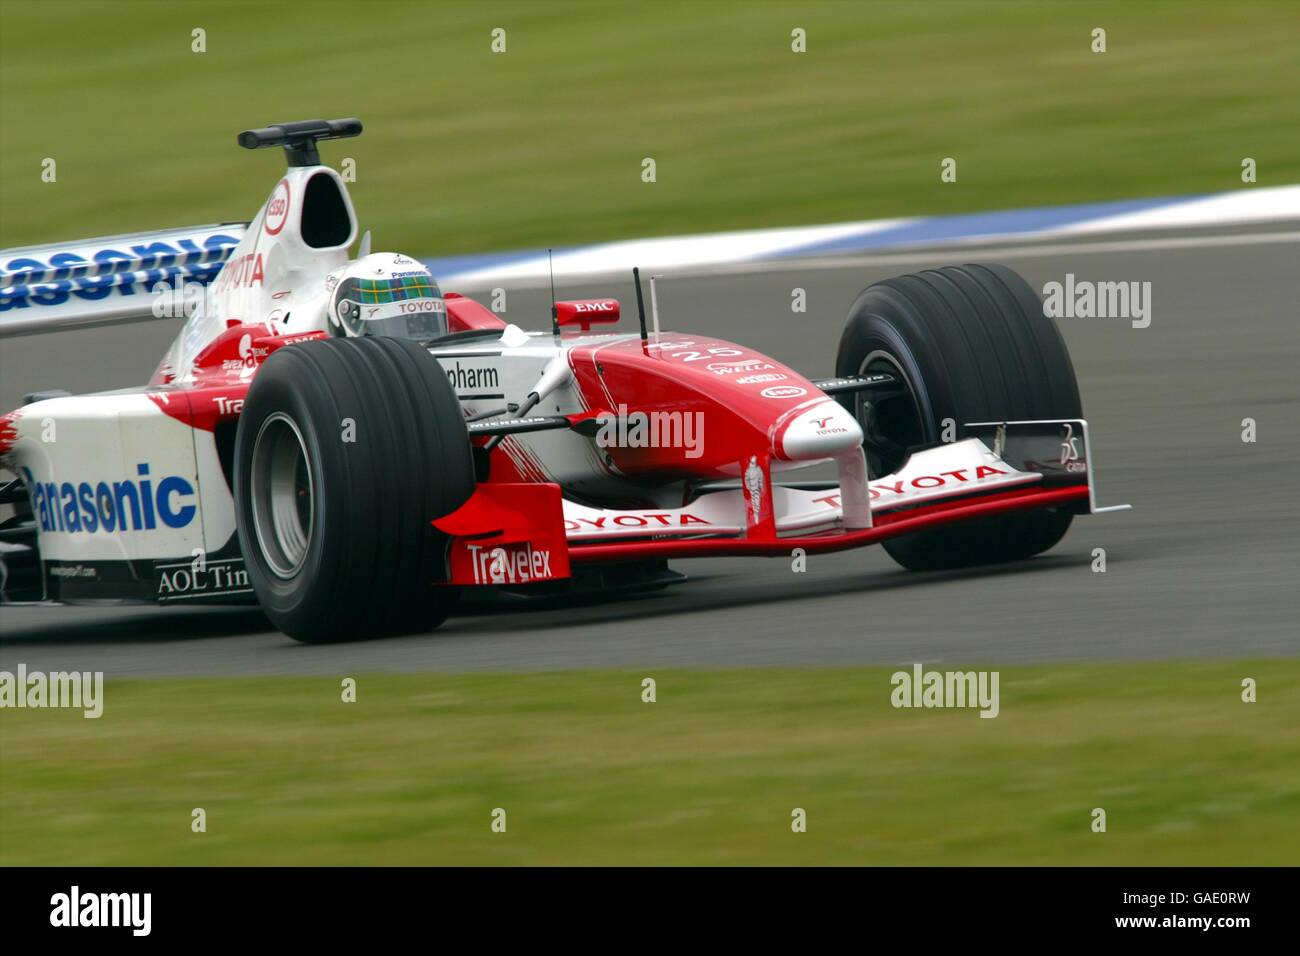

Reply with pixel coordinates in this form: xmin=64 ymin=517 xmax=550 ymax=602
xmin=264 ymin=181 xmax=291 ymax=236
xmin=761 ymin=385 xmax=807 ymax=399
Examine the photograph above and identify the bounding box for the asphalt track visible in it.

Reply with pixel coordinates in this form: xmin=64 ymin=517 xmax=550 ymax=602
xmin=1 ymin=228 xmax=1297 ymax=676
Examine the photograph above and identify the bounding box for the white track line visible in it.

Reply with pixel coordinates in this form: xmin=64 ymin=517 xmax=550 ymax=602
xmin=450 ymin=228 xmax=1300 ymax=289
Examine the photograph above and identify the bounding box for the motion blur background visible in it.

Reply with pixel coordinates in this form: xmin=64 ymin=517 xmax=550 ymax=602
xmin=3 ymin=1 xmax=1298 ymax=251
xmin=1 ymin=1 xmax=1297 ymax=865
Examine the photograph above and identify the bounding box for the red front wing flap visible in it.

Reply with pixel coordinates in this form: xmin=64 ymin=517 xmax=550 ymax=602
xmin=434 ymin=482 xmax=572 ymax=586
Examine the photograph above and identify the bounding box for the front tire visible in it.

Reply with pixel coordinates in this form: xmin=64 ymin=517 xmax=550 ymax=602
xmin=836 ymin=263 xmax=1081 ymax=571
xmin=234 ymin=336 xmax=474 ymax=642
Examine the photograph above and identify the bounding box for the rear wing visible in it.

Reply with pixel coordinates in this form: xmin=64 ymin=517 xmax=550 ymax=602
xmin=0 ymin=223 xmax=248 ymax=337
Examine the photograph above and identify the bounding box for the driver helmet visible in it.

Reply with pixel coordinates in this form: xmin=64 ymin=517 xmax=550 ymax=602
xmin=326 ymin=253 xmax=447 ymax=340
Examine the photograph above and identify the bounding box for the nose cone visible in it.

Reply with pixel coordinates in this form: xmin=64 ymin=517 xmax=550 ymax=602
xmin=773 ymin=401 xmax=863 ymax=461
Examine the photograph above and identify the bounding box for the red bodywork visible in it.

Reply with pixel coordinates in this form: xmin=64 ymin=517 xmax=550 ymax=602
xmin=133 ymin=287 xmax=1095 ymax=591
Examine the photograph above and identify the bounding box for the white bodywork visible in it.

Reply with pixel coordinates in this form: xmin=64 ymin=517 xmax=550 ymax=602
xmin=156 ymin=165 xmax=356 ymax=383
xmin=4 ymin=165 xmax=358 ymax=582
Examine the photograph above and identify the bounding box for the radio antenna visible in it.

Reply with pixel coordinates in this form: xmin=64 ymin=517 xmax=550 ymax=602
xmin=548 ymin=248 xmax=560 ymax=339
xmin=649 ymin=274 xmax=664 ymax=346
xmin=633 ymin=267 xmax=648 ymax=343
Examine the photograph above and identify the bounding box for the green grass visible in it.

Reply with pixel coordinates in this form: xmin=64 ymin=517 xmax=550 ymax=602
xmin=1 ymin=1 xmax=1297 ymax=255
xmin=1 ymin=662 xmax=1297 ymax=865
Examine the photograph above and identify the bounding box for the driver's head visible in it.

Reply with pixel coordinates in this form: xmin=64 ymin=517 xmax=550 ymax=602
xmin=326 ymin=253 xmax=447 ymax=340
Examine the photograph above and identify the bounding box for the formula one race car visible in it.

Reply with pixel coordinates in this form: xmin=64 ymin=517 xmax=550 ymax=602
xmin=0 ymin=118 xmax=1127 ymax=642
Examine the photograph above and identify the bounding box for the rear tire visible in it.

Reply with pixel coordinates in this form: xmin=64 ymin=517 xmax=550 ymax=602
xmin=234 ymin=336 xmax=474 ymax=642
xmin=835 ymin=263 xmax=1080 ymax=571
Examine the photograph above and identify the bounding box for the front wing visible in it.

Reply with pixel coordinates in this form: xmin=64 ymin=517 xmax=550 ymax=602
xmin=433 ymin=419 xmax=1129 ymax=586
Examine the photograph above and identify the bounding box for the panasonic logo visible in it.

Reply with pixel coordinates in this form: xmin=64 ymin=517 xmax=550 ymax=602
xmin=22 ymin=464 xmax=196 ymax=534
xmin=1 ymin=234 xmax=242 ymax=310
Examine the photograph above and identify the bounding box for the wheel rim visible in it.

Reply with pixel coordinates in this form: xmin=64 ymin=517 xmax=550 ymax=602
xmin=855 ymin=350 xmax=925 ymax=477
xmin=249 ymin=412 xmax=315 ymax=579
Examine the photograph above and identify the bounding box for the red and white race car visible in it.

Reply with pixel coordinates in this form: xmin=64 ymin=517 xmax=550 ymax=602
xmin=0 ymin=119 xmax=1127 ymax=642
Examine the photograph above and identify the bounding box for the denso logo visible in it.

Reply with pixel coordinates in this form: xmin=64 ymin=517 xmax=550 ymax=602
xmin=1 ymin=234 xmax=242 ymax=311
xmin=22 ymin=464 xmax=196 ymax=535
xmin=467 ymin=542 xmax=553 ymax=584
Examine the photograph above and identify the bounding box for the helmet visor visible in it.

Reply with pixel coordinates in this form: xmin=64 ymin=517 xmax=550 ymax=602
xmin=335 ymin=274 xmax=448 ymax=339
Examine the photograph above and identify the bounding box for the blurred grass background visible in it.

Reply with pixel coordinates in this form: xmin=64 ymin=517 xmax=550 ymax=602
xmin=2 ymin=0 xmax=1297 ymax=255
xmin=2 ymin=663 xmax=1296 ymax=865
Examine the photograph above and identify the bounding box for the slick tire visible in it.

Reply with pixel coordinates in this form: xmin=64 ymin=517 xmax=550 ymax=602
xmin=835 ymin=263 xmax=1081 ymax=571
xmin=233 ymin=336 xmax=474 ymax=642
